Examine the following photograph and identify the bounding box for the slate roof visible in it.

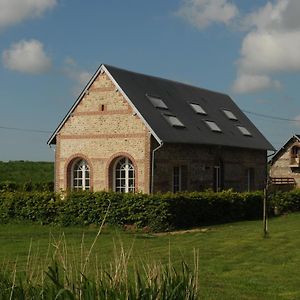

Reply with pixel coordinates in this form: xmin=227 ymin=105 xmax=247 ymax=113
xmin=48 ymin=64 xmax=274 ymax=151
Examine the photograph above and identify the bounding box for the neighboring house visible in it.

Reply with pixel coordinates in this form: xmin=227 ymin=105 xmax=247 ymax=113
xmin=269 ymin=135 xmax=300 ymax=188
xmin=47 ymin=64 xmax=274 ymax=193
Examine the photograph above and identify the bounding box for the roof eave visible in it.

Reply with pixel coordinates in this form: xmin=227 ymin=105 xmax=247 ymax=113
xmin=47 ymin=64 xmax=163 ymax=146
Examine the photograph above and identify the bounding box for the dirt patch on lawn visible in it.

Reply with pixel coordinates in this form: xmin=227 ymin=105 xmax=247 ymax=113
xmin=155 ymin=227 xmax=211 ymax=236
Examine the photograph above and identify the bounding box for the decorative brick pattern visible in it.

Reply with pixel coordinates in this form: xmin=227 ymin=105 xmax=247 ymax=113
xmin=55 ymin=72 xmax=150 ymax=192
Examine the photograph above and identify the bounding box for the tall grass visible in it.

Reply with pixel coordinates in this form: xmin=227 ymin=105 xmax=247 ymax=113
xmin=0 ymin=222 xmax=200 ymax=299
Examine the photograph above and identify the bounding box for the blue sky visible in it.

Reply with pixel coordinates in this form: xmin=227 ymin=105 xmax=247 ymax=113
xmin=0 ymin=0 xmax=299 ymax=161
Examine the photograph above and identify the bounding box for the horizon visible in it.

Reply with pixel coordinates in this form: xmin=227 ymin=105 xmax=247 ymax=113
xmin=1 ymin=0 xmax=299 ymax=161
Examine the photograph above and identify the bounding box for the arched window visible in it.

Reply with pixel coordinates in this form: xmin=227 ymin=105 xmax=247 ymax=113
xmin=114 ymin=157 xmax=135 ymax=193
xmin=72 ymin=159 xmax=90 ymax=190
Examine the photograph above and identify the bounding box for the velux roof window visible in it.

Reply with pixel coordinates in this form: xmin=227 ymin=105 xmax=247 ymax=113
xmin=223 ymin=109 xmax=238 ymax=120
xmin=190 ymin=103 xmax=207 ymax=115
xmin=205 ymin=120 xmax=222 ymax=132
xmin=164 ymin=115 xmax=185 ymax=127
xmin=146 ymin=95 xmax=168 ymax=109
xmin=237 ymin=126 xmax=252 ymax=136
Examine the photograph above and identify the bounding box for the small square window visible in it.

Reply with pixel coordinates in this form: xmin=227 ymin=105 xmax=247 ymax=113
xmin=164 ymin=115 xmax=185 ymax=127
xmin=237 ymin=126 xmax=252 ymax=136
xmin=146 ymin=94 xmax=168 ymax=109
xmin=205 ymin=120 xmax=222 ymax=132
xmin=190 ymin=103 xmax=207 ymax=115
xmin=223 ymin=109 xmax=238 ymax=120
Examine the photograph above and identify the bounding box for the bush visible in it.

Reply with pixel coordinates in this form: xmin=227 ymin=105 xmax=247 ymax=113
xmin=0 ymin=190 xmax=266 ymax=231
xmin=270 ymin=189 xmax=300 ymax=214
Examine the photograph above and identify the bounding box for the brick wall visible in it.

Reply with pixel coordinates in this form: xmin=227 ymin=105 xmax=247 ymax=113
xmin=152 ymin=140 xmax=267 ymax=193
xmin=55 ymin=72 xmax=151 ymax=193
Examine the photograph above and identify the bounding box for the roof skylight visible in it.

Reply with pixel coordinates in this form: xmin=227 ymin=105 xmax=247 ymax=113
xmin=164 ymin=115 xmax=185 ymax=127
xmin=146 ymin=95 xmax=168 ymax=109
xmin=205 ymin=120 xmax=222 ymax=132
xmin=223 ymin=109 xmax=238 ymax=120
xmin=190 ymin=103 xmax=207 ymax=115
xmin=237 ymin=126 xmax=252 ymax=136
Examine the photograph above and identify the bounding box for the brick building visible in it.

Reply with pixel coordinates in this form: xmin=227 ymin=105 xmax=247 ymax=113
xmin=269 ymin=135 xmax=300 ymax=188
xmin=47 ymin=64 xmax=274 ymax=193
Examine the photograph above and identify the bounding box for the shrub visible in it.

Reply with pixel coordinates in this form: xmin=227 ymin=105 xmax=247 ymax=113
xmin=0 ymin=190 xmax=266 ymax=231
xmin=270 ymin=189 xmax=300 ymax=214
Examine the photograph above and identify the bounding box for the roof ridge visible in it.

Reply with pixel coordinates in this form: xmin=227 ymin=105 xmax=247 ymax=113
xmin=104 ymin=64 xmax=229 ymax=97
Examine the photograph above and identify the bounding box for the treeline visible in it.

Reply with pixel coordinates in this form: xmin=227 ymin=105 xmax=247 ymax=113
xmin=0 ymin=161 xmax=53 ymax=184
xmin=1 ymin=189 xmax=298 ymax=231
xmin=0 ymin=181 xmax=54 ymax=192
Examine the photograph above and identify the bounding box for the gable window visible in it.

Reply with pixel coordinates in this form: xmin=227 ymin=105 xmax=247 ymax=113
xmin=223 ymin=109 xmax=238 ymax=120
xmin=146 ymin=94 xmax=168 ymax=109
xmin=114 ymin=157 xmax=135 ymax=193
xmin=290 ymin=145 xmax=300 ymax=165
xmin=173 ymin=165 xmax=187 ymax=193
xmin=205 ymin=120 xmax=222 ymax=132
xmin=190 ymin=103 xmax=207 ymax=115
xmin=164 ymin=114 xmax=185 ymax=127
xmin=237 ymin=126 xmax=252 ymax=136
xmin=72 ymin=159 xmax=90 ymax=191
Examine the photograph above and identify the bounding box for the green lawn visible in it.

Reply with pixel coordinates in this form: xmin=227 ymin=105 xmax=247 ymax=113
xmin=0 ymin=161 xmax=53 ymax=183
xmin=1 ymin=214 xmax=300 ymax=299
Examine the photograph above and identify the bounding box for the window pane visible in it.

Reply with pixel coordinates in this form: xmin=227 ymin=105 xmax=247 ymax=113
xmin=237 ymin=126 xmax=252 ymax=136
xmin=223 ymin=109 xmax=238 ymax=120
xmin=164 ymin=115 xmax=185 ymax=127
xmin=147 ymin=95 xmax=168 ymax=109
xmin=114 ymin=157 xmax=135 ymax=193
xmin=205 ymin=121 xmax=222 ymax=132
xmin=72 ymin=159 xmax=90 ymax=190
xmin=190 ymin=103 xmax=206 ymax=115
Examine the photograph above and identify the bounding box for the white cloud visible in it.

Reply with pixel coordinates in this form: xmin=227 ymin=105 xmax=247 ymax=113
xmin=238 ymin=31 xmax=300 ymax=74
xmin=63 ymin=57 xmax=93 ymax=95
xmin=176 ymin=0 xmax=238 ymax=29
xmin=232 ymin=73 xmax=281 ymax=94
xmin=2 ymin=39 xmax=51 ymax=74
xmin=0 ymin=0 xmax=57 ymax=30
xmin=233 ymin=0 xmax=300 ymax=94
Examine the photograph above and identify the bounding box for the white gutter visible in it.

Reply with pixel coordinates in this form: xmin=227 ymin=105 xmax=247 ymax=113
xmin=151 ymin=142 xmax=164 ymax=194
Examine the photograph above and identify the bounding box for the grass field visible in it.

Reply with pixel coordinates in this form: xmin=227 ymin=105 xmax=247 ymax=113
xmin=0 ymin=160 xmax=53 ymax=183
xmin=1 ymin=214 xmax=300 ymax=299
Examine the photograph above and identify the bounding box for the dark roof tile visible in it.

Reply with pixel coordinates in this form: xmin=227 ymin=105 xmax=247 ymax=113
xmin=105 ymin=64 xmax=274 ymax=150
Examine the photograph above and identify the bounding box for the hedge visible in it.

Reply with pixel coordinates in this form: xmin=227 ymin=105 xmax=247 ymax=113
xmin=1 ymin=189 xmax=300 ymax=231
xmin=0 ymin=190 xmax=270 ymax=231
xmin=270 ymin=189 xmax=300 ymax=214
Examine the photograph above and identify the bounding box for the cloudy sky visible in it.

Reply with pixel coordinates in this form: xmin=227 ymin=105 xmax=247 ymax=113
xmin=0 ymin=0 xmax=299 ymax=161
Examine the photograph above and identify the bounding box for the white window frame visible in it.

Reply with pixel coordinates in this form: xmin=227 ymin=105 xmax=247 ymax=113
xmin=71 ymin=159 xmax=90 ymax=191
xmin=113 ymin=157 xmax=135 ymax=193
